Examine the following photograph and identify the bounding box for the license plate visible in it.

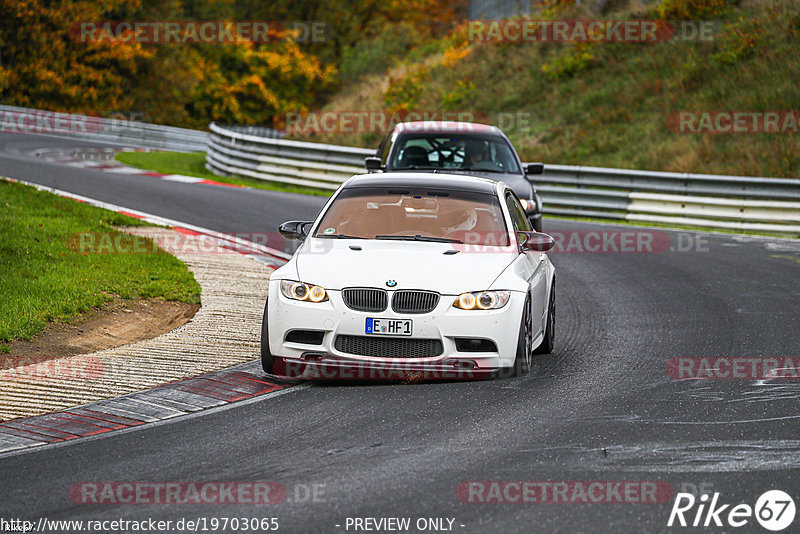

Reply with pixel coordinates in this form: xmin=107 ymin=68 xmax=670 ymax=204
xmin=366 ymin=318 xmax=412 ymax=336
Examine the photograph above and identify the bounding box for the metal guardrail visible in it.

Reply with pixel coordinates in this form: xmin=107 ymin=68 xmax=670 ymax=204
xmin=206 ymin=122 xmax=371 ymax=190
xmin=4 ymin=105 xmax=794 ymax=235
xmin=216 ymin=124 xmax=284 ymax=139
xmin=206 ymin=123 xmax=800 ymax=236
xmin=0 ymin=104 xmax=208 ymax=151
xmin=537 ymin=165 xmax=800 ymax=235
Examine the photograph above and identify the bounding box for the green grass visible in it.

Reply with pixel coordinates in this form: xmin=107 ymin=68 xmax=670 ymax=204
xmin=298 ymin=1 xmax=800 ymax=179
xmin=114 ymin=151 xmax=332 ymax=197
xmin=0 ymin=180 xmax=201 ymax=346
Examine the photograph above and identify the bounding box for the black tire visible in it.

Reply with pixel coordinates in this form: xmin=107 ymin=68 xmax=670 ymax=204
xmin=512 ymin=295 xmax=533 ymax=376
xmin=533 ymin=278 xmax=555 ymax=355
xmin=261 ymin=298 xmax=275 ymax=374
xmin=494 ymin=295 xmax=532 ymax=379
xmin=531 ymin=217 xmax=543 ymax=233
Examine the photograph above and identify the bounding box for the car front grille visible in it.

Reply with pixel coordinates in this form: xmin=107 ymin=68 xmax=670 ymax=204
xmin=391 ymin=290 xmax=440 ymax=314
xmin=342 ymin=288 xmax=387 ymax=312
xmin=334 ymin=335 xmax=443 ymax=358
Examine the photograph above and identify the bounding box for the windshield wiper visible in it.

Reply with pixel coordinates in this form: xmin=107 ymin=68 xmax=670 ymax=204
xmin=392 ymin=166 xmax=440 ymax=171
xmin=455 ymin=167 xmax=510 ymax=174
xmin=375 ymin=234 xmax=463 ymax=244
xmin=316 ymin=233 xmax=365 ymax=239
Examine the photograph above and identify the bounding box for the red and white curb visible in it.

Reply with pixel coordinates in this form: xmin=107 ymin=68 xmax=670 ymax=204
xmin=0 ymin=362 xmax=303 ymax=455
xmin=0 ymin=176 xmax=298 ymax=454
xmin=35 ymin=146 xmax=249 ymax=189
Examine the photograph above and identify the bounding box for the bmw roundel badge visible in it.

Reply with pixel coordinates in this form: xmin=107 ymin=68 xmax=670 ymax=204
xmin=386 ymin=280 xmax=397 ymax=287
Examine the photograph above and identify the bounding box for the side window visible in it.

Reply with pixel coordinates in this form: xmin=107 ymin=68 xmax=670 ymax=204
xmin=379 ymin=132 xmax=395 ymax=165
xmin=505 ymin=191 xmax=532 ymax=232
xmin=376 ymin=134 xmax=387 ymax=156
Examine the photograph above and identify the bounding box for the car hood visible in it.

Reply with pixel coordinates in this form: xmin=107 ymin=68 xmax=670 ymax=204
xmin=293 ymin=238 xmax=517 ymax=294
xmin=387 ymin=169 xmax=532 ymax=197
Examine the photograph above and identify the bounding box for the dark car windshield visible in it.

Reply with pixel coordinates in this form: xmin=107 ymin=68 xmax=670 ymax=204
xmin=313 ymin=187 xmax=509 ymax=246
xmin=390 ymin=133 xmax=521 ymax=174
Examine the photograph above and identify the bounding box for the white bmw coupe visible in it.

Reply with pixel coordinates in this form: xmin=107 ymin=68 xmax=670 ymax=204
xmin=262 ymin=173 xmax=556 ymax=379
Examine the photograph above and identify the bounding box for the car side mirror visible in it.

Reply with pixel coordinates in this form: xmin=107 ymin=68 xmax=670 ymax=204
xmin=279 ymin=220 xmax=312 ymax=241
xmin=365 ymin=156 xmax=383 ymax=172
xmin=516 ymin=231 xmax=554 ymax=252
xmin=526 ymin=163 xmax=544 ymax=175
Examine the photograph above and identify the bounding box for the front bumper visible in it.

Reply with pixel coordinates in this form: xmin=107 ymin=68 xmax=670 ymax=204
xmin=270 ymin=356 xmax=497 ymax=381
xmin=267 ymin=281 xmax=526 ymax=378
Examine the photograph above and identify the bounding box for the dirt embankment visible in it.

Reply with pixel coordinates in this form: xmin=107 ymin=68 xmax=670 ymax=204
xmin=6 ymin=297 xmax=199 ymax=363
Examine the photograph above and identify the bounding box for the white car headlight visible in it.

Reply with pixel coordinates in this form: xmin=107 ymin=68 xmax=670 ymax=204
xmin=453 ymin=290 xmax=511 ymax=310
xmin=520 ymin=199 xmax=529 ymax=210
xmin=280 ymin=280 xmax=328 ymax=302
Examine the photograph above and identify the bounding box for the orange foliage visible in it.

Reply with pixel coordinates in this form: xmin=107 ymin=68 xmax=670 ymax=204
xmin=0 ymin=0 xmax=152 ymax=113
xmin=0 ymin=0 xmax=462 ymax=128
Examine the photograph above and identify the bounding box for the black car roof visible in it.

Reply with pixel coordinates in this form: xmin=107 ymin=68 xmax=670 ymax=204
xmin=344 ymin=172 xmax=500 ymax=194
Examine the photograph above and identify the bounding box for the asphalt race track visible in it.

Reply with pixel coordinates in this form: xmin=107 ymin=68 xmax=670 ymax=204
xmin=2 ymin=132 xmax=800 ymax=533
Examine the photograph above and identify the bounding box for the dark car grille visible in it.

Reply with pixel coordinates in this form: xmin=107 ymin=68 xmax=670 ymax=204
xmin=334 ymin=335 xmax=443 ymax=359
xmin=342 ymin=288 xmax=387 ymax=312
xmin=391 ymin=290 xmax=440 ymax=314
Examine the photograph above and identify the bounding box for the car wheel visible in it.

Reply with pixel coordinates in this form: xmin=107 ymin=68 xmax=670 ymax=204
xmin=498 ymin=295 xmax=532 ymax=378
xmin=531 ymin=217 xmax=543 ymax=233
xmin=533 ymin=279 xmax=555 ymax=355
xmin=261 ymin=298 xmax=275 ymax=374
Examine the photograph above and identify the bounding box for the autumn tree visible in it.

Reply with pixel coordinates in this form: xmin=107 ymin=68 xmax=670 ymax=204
xmin=0 ymin=0 xmax=153 ymax=113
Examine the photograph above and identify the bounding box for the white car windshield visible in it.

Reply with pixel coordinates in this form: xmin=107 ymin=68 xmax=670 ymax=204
xmin=390 ymin=134 xmax=520 ymax=174
xmin=313 ymin=187 xmax=510 ymax=246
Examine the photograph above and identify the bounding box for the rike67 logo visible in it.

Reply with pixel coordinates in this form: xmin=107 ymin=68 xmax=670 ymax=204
xmin=668 ymin=490 xmax=796 ymax=531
